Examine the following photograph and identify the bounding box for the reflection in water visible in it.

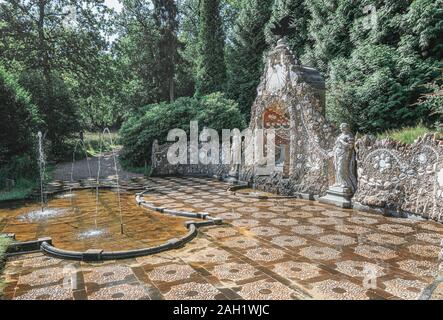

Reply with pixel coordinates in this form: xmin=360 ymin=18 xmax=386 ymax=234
xmin=0 ymin=189 xmax=188 ymax=251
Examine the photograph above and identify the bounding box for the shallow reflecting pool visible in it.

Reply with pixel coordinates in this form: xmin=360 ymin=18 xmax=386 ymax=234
xmin=0 ymin=189 xmax=189 ymax=251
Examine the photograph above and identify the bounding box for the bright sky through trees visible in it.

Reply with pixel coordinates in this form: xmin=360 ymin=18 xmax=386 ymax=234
xmin=105 ymin=0 xmax=122 ymax=13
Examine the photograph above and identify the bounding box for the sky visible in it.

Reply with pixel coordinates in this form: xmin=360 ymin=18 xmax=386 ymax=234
xmin=104 ymin=0 xmax=123 ymax=13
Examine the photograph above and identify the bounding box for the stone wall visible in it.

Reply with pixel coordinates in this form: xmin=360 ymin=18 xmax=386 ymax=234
xmin=151 ymin=140 xmax=229 ymax=177
xmin=353 ymin=134 xmax=443 ymax=222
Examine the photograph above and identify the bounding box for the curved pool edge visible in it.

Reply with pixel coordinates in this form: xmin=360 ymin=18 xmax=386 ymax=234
xmin=3 ymin=187 xmax=224 ymax=262
xmin=39 ymin=223 xmax=199 ymax=262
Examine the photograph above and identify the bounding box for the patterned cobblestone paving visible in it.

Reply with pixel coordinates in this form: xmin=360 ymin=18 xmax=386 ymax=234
xmin=1 ymin=177 xmax=443 ymax=300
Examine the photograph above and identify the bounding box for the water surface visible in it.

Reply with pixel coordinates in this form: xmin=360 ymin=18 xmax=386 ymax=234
xmin=0 ymin=189 xmax=189 ymax=251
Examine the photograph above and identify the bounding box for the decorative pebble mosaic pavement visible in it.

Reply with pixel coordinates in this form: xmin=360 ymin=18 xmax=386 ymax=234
xmin=1 ymin=176 xmax=443 ymax=300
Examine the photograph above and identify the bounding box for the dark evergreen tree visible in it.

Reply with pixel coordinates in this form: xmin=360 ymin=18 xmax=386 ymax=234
xmin=265 ymin=0 xmax=310 ymax=59
xmin=195 ymin=0 xmax=226 ymax=96
xmin=327 ymin=0 xmax=442 ymax=132
xmin=153 ymin=0 xmax=181 ymax=102
xmin=302 ymin=0 xmax=361 ymax=74
xmin=227 ymin=0 xmax=273 ymax=120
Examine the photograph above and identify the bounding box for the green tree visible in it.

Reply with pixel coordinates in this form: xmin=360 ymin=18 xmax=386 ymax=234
xmin=120 ymin=92 xmax=245 ymax=166
xmin=0 ymin=0 xmax=111 ymax=154
xmin=265 ymin=0 xmax=310 ymax=59
xmin=195 ymin=0 xmax=226 ymax=96
xmin=116 ymin=0 xmax=192 ymax=111
xmin=152 ymin=0 xmax=181 ymax=102
xmin=226 ymin=0 xmax=273 ymax=120
xmin=20 ymin=71 xmax=80 ymax=158
xmin=0 ymin=64 xmax=42 ymax=182
xmin=302 ymin=0 xmax=361 ymax=74
xmin=327 ymin=44 xmax=439 ymax=133
xmin=406 ymin=0 xmax=443 ymax=61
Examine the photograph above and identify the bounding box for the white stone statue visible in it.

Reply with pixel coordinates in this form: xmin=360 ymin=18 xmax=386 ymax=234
xmin=228 ymin=136 xmax=241 ymax=178
xmin=333 ymin=123 xmax=357 ymax=193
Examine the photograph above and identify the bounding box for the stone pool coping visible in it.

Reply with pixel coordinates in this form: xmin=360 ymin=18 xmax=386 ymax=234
xmin=2 ymin=186 xmax=224 ymax=262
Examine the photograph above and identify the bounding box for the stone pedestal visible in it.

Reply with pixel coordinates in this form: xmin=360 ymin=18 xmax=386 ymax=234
xmin=319 ymin=186 xmax=353 ymax=209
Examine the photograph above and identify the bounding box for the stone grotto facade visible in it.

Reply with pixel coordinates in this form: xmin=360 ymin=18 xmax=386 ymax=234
xmin=354 ymin=134 xmax=443 ymax=222
xmin=238 ymin=38 xmax=335 ymax=196
xmin=151 ymin=38 xmax=443 ymax=223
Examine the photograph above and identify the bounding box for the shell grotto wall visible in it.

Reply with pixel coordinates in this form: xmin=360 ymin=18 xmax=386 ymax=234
xmin=238 ymin=39 xmax=336 ymax=196
xmin=353 ymin=134 xmax=443 ymax=222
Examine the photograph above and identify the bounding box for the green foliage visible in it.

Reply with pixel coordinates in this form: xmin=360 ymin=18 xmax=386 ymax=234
xmin=19 ymin=71 xmax=80 ymax=159
xmin=119 ymin=159 xmax=152 ymax=177
xmin=65 ymin=131 xmax=119 ymax=161
xmin=0 ymin=65 xmax=41 ymax=200
xmin=265 ymin=0 xmax=310 ymax=58
xmin=0 ymin=0 xmax=110 ymax=79
xmin=0 ymin=178 xmax=36 ymax=202
xmin=227 ymin=0 xmax=273 ymax=121
xmin=115 ymin=0 xmax=193 ymax=113
xmin=327 ymin=44 xmax=439 ymax=133
xmin=406 ymin=0 xmax=443 ymax=60
xmin=301 ymin=0 xmax=361 ymax=74
xmin=195 ymin=0 xmax=226 ymax=96
xmin=0 ymin=235 xmax=12 ymax=295
xmin=378 ymin=124 xmax=433 ymax=144
xmin=0 ymin=65 xmax=41 ymax=162
xmin=0 ymin=155 xmax=36 ymax=185
xmin=0 ymin=66 xmax=42 ymax=196
xmin=120 ymin=92 xmax=246 ymax=166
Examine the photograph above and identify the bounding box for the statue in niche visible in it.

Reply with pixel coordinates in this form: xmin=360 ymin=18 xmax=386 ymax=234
xmin=333 ymin=123 xmax=357 ymax=193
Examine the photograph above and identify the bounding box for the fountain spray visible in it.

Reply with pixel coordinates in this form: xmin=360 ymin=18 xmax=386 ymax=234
xmin=71 ymin=140 xmax=92 ymax=182
xmin=37 ymin=131 xmax=46 ymax=212
xmin=95 ymin=128 xmax=124 ymax=234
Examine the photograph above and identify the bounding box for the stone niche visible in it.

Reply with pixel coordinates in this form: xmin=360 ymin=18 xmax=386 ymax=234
xmin=353 ymin=134 xmax=443 ymax=222
xmin=239 ymin=39 xmax=336 ymax=196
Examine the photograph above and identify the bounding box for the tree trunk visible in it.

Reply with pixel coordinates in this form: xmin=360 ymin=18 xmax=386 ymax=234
xmin=38 ymin=0 xmax=51 ymax=87
xmin=169 ymin=77 xmax=175 ymax=102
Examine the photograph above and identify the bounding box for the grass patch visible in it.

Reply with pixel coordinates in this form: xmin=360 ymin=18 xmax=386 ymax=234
xmin=69 ymin=131 xmax=120 ymax=160
xmin=83 ymin=131 xmax=119 ymax=157
xmin=0 ymin=235 xmax=12 ymax=296
xmin=378 ymin=125 xmax=434 ymax=144
xmin=0 ymin=164 xmax=54 ymax=202
xmin=120 ymin=159 xmax=152 ymax=177
xmin=0 ymin=178 xmax=36 ymax=202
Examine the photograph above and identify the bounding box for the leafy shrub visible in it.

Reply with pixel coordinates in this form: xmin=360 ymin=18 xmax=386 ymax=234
xmin=120 ymin=92 xmax=246 ymax=166
xmin=0 ymin=235 xmax=12 ymax=295
xmin=19 ymin=71 xmax=80 ymax=160
xmin=0 ymin=65 xmax=42 ymax=168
